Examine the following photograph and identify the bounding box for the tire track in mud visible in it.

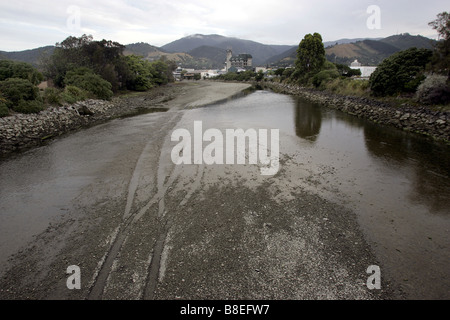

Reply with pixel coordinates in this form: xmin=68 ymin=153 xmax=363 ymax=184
xmin=87 ymin=112 xmax=182 ymax=300
xmin=87 ymin=111 xmax=205 ymax=300
xmin=142 ymin=164 xmax=205 ymax=299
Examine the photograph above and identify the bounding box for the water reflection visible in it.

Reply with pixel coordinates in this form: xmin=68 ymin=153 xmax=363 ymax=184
xmin=292 ymin=92 xmax=450 ymax=215
xmin=364 ymin=123 xmax=450 ymax=214
xmin=294 ymin=98 xmax=322 ymax=141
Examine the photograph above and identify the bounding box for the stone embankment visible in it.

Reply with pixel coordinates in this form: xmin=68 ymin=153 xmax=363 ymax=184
xmin=0 ymin=86 xmax=176 ymax=158
xmin=0 ymin=100 xmax=115 ymax=156
xmin=262 ymin=82 xmax=450 ymax=143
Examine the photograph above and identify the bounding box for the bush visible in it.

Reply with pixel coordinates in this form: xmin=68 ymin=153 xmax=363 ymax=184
xmin=312 ymin=69 xmax=340 ymax=88
xmin=44 ymin=87 xmax=62 ymax=105
xmin=416 ymin=74 xmax=450 ymax=105
xmin=13 ymin=99 xmax=44 ymax=114
xmin=0 ymin=60 xmax=43 ymax=85
xmin=369 ymin=48 xmax=433 ymax=96
xmin=325 ymin=78 xmax=370 ymax=96
xmin=60 ymin=85 xmax=88 ymax=104
xmin=0 ymin=101 xmax=9 ymax=117
xmin=0 ymin=78 xmax=40 ymax=108
xmin=130 ymin=75 xmax=153 ymax=91
xmin=64 ymin=67 xmax=113 ymax=100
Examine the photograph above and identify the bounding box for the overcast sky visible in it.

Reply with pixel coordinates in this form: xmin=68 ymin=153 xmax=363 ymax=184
xmin=0 ymin=0 xmax=448 ymax=51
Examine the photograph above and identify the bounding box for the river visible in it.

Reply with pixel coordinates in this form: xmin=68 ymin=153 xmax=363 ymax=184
xmin=192 ymin=90 xmax=450 ymax=299
xmin=0 ymin=87 xmax=449 ymax=299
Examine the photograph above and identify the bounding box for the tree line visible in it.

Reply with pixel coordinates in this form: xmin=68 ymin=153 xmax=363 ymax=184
xmin=219 ymin=12 xmax=449 ymax=106
xmin=0 ymin=34 xmax=177 ymax=117
xmin=288 ymin=12 xmax=449 ymax=104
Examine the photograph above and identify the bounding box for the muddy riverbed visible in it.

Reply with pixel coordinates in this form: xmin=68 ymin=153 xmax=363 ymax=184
xmin=0 ymin=82 xmax=448 ymax=300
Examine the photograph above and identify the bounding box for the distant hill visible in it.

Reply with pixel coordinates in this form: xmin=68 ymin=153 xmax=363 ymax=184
xmin=124 ymin=42 xmax=217 ymax=69
xmin=326 ymin=40 xmax=400 ymax=66
xmin=267 ymin=33 xmax=436 ymax=67
xmin=0 ymin=46 xmax=54 ymax=69
xmin=124 ymin=42 xmax=164 ymax=57
xmin=161 ymin=34 xmax=229 ymax=53
xmin=378 ymin=33 xmax=435 ymax=51
xmin=1 ymin=33 xmax=437 ymax=72
xmin=326 ymin=33 xmax=435 ymax=66
xmin=323 ymin=37 xmax=383 ymax=48
xmin=0 ymin=40 xmax=219 ymax=72
xmin=264 ymin=46 xmax=297 ymax=67
xmin=188 ymin=46 xmax=227 ymax=69
xmin=161 ymin=34 xmax=293 ymax=66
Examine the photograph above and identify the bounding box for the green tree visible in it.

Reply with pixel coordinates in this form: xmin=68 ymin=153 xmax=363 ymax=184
xmin=237 ymin=70 xmax=256 ymax=81
xmin=43 ymin=34 xmax=128 ymax=91
xmin=150 ymin=60 xmax=171 ymax=85
xmin=293 ymin=33 xmax=326 ymax=83
xmin=124 ymin=55 xmax=154 ymax=91
xmin=274 ymin=68 xmax=285 ymax=76
xmin=255 ymin=70 xmax=265 ymax=82
xmin=429 ymin=12 xmax=450 ymax=76
xmin=369 ymin=47 xmax=433 ymax=96
xmin=124 ymin=56 xmax=176 ymax=90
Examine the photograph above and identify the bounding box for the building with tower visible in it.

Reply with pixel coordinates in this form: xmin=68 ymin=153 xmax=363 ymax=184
xmin=226 ymin=48 xmax=253 ymax=72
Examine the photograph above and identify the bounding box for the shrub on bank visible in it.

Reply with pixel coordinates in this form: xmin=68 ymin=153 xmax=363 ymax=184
xmin=369 ymin=48 xmax=433 ymax=97
xmin=0 ymin=60 xmax=43 ymax=85
xmin=13 ymin=99 xmax=45 ymax=114
xmin=44 ymin=85 xmax=89 ymax=105
xmin=61 ymin=85 xmax=88 ymax=104
xmin=43 ymin=87 xmax=62 ymax=105
xmin=64 ymin=68 xmax=113 ymax=100
xmin=0 ymin=78 xmax=40 ymax=108
xmin=325 ymin=78 xmax=370 ymax=96
xmin=0 ymin=101 xmax=9 ymax=117
xmin=416 ymin=74 xmax=450 ymax=105
xmin=312 ymin=69 xmax=340 ymax=88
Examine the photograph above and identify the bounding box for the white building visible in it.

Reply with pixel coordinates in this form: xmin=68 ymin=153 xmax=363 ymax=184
xmin=350 ymin=59 xmax=377 ymax=78
xmin=255 ymin=67 xmax=268 ymax=73
xmin=350 ymin=59 xmax=362 ymax=67
xmin=201 ymin=70 xmax=220 ymax=79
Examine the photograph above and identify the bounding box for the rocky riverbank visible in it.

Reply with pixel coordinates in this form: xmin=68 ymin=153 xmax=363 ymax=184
xmin=0 ymin=82 xmax=252 ymax=158
xmin=0 ymin=84 xmax=183 ymax=158
xmin=261 ymin=82 xmax=450 ymax=144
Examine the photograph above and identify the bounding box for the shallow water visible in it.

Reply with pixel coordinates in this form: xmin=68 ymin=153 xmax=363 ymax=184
xmin=0 ymin=89 xmax=449 ymax=298
xmin=183 ymin=89 xmax=450 ymax=299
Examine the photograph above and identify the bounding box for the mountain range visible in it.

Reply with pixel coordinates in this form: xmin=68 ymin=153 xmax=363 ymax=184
xmin=0 ymin=33 xmax=437 ymax=70
xmin=272 ymin=33 xmax=435 ymax=67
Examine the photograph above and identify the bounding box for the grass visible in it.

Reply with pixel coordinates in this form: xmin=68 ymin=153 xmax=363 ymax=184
xmin=322 ymin=78 xmax=371 ymax=97
xmin=316 ymin=77 xmax=450 ymax=112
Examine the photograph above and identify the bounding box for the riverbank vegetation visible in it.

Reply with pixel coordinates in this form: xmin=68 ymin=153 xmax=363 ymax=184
xmin=283 ymin=12 xmax=449 ymax=108
xmin=0 ymin=35 xmax=177 ymax=117
xmin=218 ymin=12 xmax=450 ymax=110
